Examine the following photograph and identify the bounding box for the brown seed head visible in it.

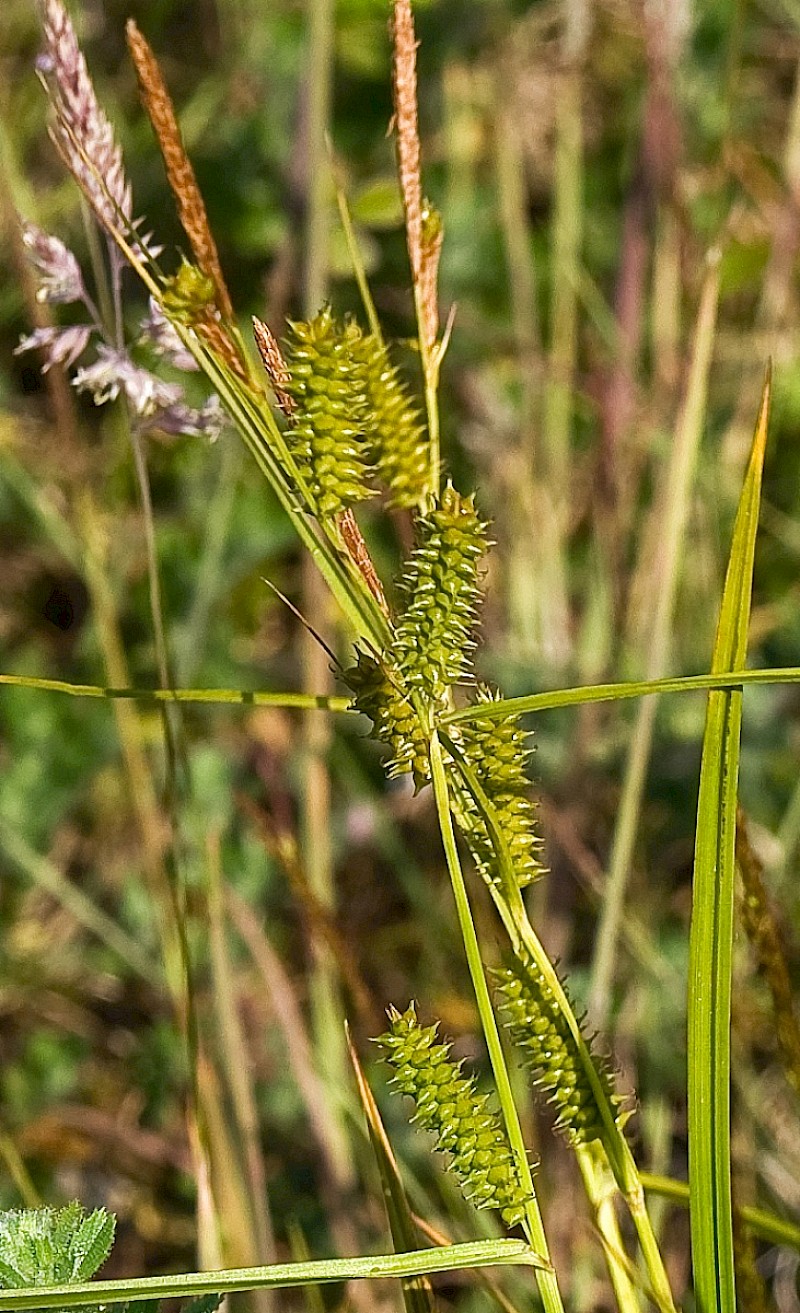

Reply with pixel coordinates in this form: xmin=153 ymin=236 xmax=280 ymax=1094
xmin=126 ymin=20 xmax=234 ymax=323
xmin=252 ymin=316 xmax=296 ymax=417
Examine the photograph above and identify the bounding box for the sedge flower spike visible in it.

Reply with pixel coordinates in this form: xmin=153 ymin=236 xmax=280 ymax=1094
xmin=377 ymin=1004 xmax=531 ymax=1227
xmin=391 ymin=482 xmax=488 ymax=699
xmin=454 ymin=688 xmax=546 ymax=892
xmin=496 ymin=956 xmax=624 ymax=1146
xmin=282 ymin=307 xmax=374 ymax=518
xmin=352 ymin=334 xmax=432 ymax=509
xmin=345 ymin=650 xmax=431 ymax=790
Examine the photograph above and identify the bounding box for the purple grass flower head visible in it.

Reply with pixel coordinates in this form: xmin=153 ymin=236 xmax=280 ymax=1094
xmin=73 ymin=345 xmax=182 ymax=413
xmin=15 ymin=324 xmax=93 ymax=372
xmin=38 ymin=0 xmax=132 ymax=233
xmin=139 ymin=298 xmax=199 ymax=371
xmin=139 ymin=394 xmax=227 ymax=441
xmin=21 ymin=222 xmax=85 ymax=304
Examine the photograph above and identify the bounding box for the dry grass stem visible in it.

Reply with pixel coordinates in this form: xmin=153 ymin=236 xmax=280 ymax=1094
xmin=125 ymin=20 xmax=233 ymax=323
xmin=252 ymin=315 xmax=296 ymax=416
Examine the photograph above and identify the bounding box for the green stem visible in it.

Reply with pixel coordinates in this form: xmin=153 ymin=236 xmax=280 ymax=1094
xmin=0 ymin=1240 xmax=547 ymax=1311
xmin=576 ymin=1144 xmax=641 ymax=1313
xmin=428 ymin=732 xmax=565 ymax=1313
xmin=335 ymin=184 xmax=382 ymax=341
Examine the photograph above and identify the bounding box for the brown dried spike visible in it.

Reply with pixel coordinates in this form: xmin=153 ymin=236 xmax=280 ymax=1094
xmin=391 ymin=0 xmax=423 ymax=287
xmin=125 ymin=20 xmax=233 ymax=323
xmin=336 ymin=509 xmax=390 ymax=618
xmin=252 ymin=316 xmax=295 ymax=417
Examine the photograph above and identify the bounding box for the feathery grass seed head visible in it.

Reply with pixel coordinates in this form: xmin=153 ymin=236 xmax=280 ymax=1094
xmin=39 ymin=0 xmax=132 ymax=234
xmin=392 ymin=483 xmax=488 ymax=698
xmin=497 ymin=956 xmax=622 ymax=1146
xmin=283 ymin=307 xmax=374 ymax=518
xmin=377 ymin=1004 xmax=530 ymax=1227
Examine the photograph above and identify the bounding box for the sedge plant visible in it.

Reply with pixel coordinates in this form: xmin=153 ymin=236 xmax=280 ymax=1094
xmin=3 ymin=2 xmax=800 ymax=1311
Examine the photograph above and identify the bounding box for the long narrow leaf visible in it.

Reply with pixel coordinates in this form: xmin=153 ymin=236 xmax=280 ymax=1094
xmin=0 ymin=1241 xmax=546 ymax=1310
xmin=7 ymin=667 xmax=800 ymax=714
xmin=687 ymin=369 xmax=771 ymax=1313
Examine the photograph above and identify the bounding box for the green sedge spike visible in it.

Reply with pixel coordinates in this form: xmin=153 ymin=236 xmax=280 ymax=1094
xmin=391 ymin=483 xmax=488 ymax=699
xmin=344 ymin=650 xmax=430 ymax=790
xmin=455 ymin=687 xmax=546 ymax=891
xmin=353 ymin=334 xmax=432 ymax=509
xmin=162 ymin=259 xmax=217 ymax=324
xmin=377 ymin=1003 xmax=531 ymax=1228
xmin=283 ymin=306 xmax=375 ymax=519
xmin=496 ymin=957 xmax=623 ymax=1146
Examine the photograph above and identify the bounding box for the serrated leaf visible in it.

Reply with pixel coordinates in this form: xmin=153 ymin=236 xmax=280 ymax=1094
xmin=183 ymin=1294 xmax=223 ymax=1313
xmin=69 ymin=1211 xmax=115 ymax=1281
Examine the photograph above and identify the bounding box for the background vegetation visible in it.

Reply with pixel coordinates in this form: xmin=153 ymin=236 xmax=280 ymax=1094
xmin=2 ymin=0 xmax=800 ymax=1307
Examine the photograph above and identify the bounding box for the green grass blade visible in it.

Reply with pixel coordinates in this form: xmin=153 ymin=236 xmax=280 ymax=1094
xmin=0 ymin=674 xmax=350 ymax=712
xmin=0 ymin=1240 xmax=546 ymax=1309
xmin=640 ymin=1173 xmax=800 ymax=1252
xmin=687 ymin=369 xmax=771 ymax=1313
xmin=444 ymin=665 xmax=800 ymax=723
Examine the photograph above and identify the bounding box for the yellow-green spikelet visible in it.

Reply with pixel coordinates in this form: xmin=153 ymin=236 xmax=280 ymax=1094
xmin=496 ymin=956 xmax=623 ymax=1145
xmin=161 ymin=259 xmax=216 ymax=323
xmin=391 ymin=483 xmax=488 ymax=699
xmin=378 ymin=1004 xmax=530 ymax=1227
xmin=344 ymin=650 xmax=430 ymax=790
xmin=455 ymin=688 xmax=545 ymax=891
xmin=283 ymin=307 xmax=374 ymax=518
xmin=353 ymin=335 xmax=431 ymax=509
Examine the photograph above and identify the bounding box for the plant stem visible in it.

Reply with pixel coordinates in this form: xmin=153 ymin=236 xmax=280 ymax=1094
xmin=428 ymin=732 xmax=565 ymax=1313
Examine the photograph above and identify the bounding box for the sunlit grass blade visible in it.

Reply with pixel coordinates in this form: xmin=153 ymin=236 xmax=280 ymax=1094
xmin=0 ymin=674 xmax=350 ymax=712
xmin=687 ymin=368 xmax=771 ymax=1313
xmin=444 ymin=666 xmax=800 ymax=723
xmin=0 ymin=1240 xmax=547 ymax=1310
xmin=640 ymin=1173 xmax=800 ymax=1252
xmin=346 ymin=1025 xmax=436 ymax=1313
xmin=11 ymin=666 xmax=800 ymax=717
